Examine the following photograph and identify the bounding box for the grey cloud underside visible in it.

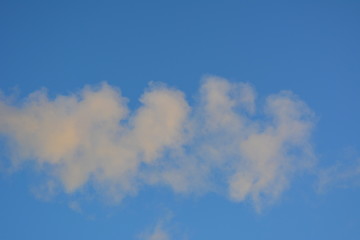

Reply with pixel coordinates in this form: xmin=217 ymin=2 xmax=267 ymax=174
xmin=0 ymin=77 xmax=315 ymax=207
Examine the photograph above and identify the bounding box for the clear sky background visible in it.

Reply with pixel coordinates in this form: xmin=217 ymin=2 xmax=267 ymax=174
xmin=0 ymin=0 xmax=360 ymax=239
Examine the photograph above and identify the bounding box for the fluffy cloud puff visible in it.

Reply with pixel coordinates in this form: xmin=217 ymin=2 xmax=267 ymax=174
xmin=0 ymin=77 xmax=315 ymax=207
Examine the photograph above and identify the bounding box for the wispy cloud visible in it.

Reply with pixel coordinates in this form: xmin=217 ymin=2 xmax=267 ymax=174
xmin=0 ymin=76 xmax=316 ymax=208
xmin=138 ymin=213 xmax=180 ymax=240
xmin=317 ymin=158 xmax=360 ymax=192
xmin=140 ymin=221 xmax=170 ymax=240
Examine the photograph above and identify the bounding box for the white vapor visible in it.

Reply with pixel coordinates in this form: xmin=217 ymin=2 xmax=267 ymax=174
xmin=140 ymin=222 xmax=170 ymax=240
xmin=0 ymin=77 xmax=315 ymax=207
xmin=317 ymin=158 xmax=360 ymax=192
xmin=139 ymin=213 xmax=178 ymax=240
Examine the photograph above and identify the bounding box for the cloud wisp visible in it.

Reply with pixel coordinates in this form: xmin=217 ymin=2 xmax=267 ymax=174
xmin=0 ymin=77 xmax=315 ymax=208
xmin=139 ymin=217 xmax=172 ymax=240
xmin=317 ymin=158 xmax=360 ymax=193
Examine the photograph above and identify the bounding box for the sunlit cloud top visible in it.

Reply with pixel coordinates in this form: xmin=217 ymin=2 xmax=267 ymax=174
xmin=0 ymin=76 xmax=315 ymax=208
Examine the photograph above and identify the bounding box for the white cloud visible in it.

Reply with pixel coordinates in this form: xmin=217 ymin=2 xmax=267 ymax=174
xmin=139 ymin=213 xmax=178 ymax=240
xmin=142 ymin=224 xmax=170 ymax=240
xmin=228 ymin=91 xmax=315 ymax=207
xmin=317 ymin=158 xmax=360 ymax=192
xmin=0 ymin=77 xmax=316 ymax=207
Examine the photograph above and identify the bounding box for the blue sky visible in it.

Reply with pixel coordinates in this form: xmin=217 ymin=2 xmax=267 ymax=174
xmin=0 ymin=0 xmax=360 ymax=239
